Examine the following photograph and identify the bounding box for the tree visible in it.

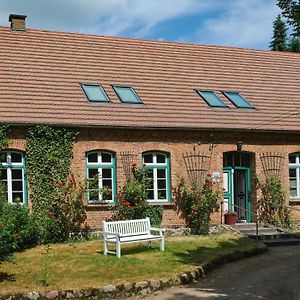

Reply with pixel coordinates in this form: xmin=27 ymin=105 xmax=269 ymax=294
xmin=288 ymin=35 xmax=300 ymax=51
xmin=278 ymin=0 xmax=300 ymax=36
xmin=270 ymin=15 xmax=288 ymax=51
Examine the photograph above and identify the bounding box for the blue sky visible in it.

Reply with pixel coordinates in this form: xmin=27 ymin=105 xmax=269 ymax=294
xmin=0 ymin=0 xmax=280 ymax=49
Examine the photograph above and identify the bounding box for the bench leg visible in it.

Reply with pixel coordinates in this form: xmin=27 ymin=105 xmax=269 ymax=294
xmin=147 ymin=241 xmax=152 ymax=248
xmin=160 ymin=237 xmax=165 ymax=252
xmin=103 ymin=239 xmax=108 ymax=255
xmin=116 ymin=239 xmax=121 ymax=258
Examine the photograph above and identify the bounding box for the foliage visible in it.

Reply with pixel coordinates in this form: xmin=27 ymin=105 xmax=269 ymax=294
xmin=26 ymin=125 xmax=78 ymax=212
xmin=256 ymin=175 xmax=292 ymax=228
xmin=174 ymin=175 xmax=220 ymax=235
xmin=34 ymin=174 xmax=87 ymax=244
xmin=278 ymin=0 xmax=300 ymax=37
xmin=288 ymin=35 xmax=300 ymax=51
xmin=270 ymin=15 xmax=288 ymax=51
xmin=0 ymin=125 xmax=9 ymax=152
xmin=0 ymin=195 xmax=39 ymax=262
xmin=112 ymin=164 xmax=163 ymax=226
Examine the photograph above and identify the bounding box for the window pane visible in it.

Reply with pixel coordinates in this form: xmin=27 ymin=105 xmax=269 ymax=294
xmin=289 ymin=155 xmax=297 ymax=164
xmin=144 ymin=154 xmax=153 ymax=164
xmin=224 ymin=92 xmax=254 ymax=108
xmin=0 ymin=153 xmax=7 ymax=163
xmin=12 ymin=181 xmax=23 ymax=191
xmin=102 ymin=179 xmax=112 ymax=189
xmin=156 ymin=154 xmax=166 ymax=164
xmin=158 ymin=190 xmax=166 ymax=199
xmin=12 ymin=192 xmax=23 ymax=203
xmin=11 ymin=152 xmax=22 ymax=163
xmin=101 ymin=153 xmax=112 ymax=163
xmin=87 ymin=153 xmax=98 ymax=163
xmin=157 ymin=169 xmax=166 ymax=178
xmin=114 ymin=86 xmax=141 ymax=103
xmin=197 ymin=90 xmax=227 ymax=107
xmin=157 ymin=179 xmax=166 ymax=189
xmin=0 ymin=169 xmax=7 ymax=180
xmin=12 ymin=169 xmax=22 ymax=179
xmin=147 ymin=190 xmax=154 ymax=200
xmin=102 ymin=168 xmax=112 ymax=178
xmin=82 ymin=84 xmax=108 ymax=102
xmin=89 ymin=190 xmax=99 ymax=201
xmin=88 ymin=168 xmax=98 ymax=179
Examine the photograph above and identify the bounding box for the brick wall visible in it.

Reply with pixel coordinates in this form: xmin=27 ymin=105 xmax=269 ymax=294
xmin=6 ymin=126 xmax=300 ymax=227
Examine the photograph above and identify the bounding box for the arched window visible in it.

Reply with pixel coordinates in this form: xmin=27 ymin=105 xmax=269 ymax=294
xmin=86 ymin=151 xmax=116 ymax=204
xmin=142 ymin=152 xmax=171 ymax=202
xmin=289 ymin=153 xmax=300 ymax=200
xmin=0 ymin=151 xmax=27 ymax=204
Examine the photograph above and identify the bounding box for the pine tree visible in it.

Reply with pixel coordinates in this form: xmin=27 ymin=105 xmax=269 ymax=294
xmin=270 ymin=14 xmax=288 ymax=51
xmin=288 ymin=36 xmax=300 ymax=51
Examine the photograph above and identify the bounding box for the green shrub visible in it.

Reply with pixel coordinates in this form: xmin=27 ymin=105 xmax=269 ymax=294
xmin=0 ymin=190 xmax=39 ymax=261
xmin=35 ymin=174 xmax=87 ymax=244
xmin=112 ymin=164 xmax=163 ymax=226
xmin=256 ymin=175 xmax=292 ymax=228
xmin=174 ymin=176 xmax=220 ymax=235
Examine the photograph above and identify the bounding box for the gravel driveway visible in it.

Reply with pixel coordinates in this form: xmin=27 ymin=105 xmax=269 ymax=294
xmin=129 ymin=245 xmax=300 ymax=300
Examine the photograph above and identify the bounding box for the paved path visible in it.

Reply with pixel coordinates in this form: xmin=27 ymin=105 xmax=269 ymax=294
xmin=129 ymin=245 xmax=300 ymax=300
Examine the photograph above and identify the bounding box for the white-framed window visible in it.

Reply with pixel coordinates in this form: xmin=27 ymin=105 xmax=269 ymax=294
xmin=289 ymin=153 xmax=300 ymax=200
xmin=0 ymin=151 xmax=26 ymax=204
xmin=143 ymin=152 xmax=170 ymax=203
xmin=86 ymin=151 xmax=116 ymax=204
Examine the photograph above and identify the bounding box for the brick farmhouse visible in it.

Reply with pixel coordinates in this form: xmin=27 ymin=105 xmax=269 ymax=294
xmin=1 ymin=15 xmax=300 ymax=228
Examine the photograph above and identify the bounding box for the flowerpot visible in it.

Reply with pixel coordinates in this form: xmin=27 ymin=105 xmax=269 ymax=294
xmin=224 ymin=213 xmax=236 ymax=225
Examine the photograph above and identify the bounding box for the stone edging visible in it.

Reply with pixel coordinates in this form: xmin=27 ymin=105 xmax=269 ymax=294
xmin=0 ymin=244 xmax=267 ymax=300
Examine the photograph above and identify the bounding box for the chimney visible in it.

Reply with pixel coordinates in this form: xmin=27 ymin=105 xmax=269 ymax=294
xmin=9 ymin=14 xmax=27 ymax=31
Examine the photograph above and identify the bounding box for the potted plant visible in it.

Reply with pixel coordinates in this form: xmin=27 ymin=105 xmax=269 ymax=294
xmin=224 ymin=211 xmax=237 ymax=225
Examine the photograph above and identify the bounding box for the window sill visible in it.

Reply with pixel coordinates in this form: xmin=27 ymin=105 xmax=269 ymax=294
xmin=85 ymin=202 xmax=175 ymax=208
xmin=289 ymin=199 xmax=300 ymax=205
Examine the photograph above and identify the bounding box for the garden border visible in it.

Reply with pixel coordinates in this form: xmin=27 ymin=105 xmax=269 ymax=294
xmin=0 ymin=242 xmax=267 ymax=300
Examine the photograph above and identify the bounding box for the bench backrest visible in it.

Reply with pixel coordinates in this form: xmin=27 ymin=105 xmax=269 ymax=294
xmin=103 ymin=218 xmax=151 ymax=236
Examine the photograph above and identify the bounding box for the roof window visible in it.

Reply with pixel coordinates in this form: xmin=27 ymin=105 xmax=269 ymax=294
xmin=81 ymin=84 xmax=109 ymax=102
xmin=196 ymin=90 xmax=227 ymax=108
xmin=112 ymin=86 xmax=142 ymax=104
xmin=223 ymin=91 xmax=254 ymax=109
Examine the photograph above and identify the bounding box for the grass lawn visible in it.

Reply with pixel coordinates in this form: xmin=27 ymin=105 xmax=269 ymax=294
xmin=0 ymin=232 xmax=264 ymax=294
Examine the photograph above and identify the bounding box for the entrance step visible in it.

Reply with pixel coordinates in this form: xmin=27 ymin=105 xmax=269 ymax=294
xmin=232 ymin=223 xmax=300 ymax=247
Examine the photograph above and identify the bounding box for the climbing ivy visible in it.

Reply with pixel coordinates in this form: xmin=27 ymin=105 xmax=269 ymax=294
xmin=26 ymin=125 xmax=79 ymax=211
xmin=0 ymin=125 xmax=9 ymax=152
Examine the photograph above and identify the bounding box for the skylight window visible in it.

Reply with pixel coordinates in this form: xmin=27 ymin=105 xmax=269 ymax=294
xmin=112 ymin=86 xmax=142 ymax=104
xmin=223 ymin=91 xmax=254 ymax=109
xmin=81 ymin=84 xmax=109 ymax=102
xmin=196 ymin=90 xmax=227 ymax=108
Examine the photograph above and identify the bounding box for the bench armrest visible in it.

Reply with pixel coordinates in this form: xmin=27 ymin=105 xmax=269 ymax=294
xmin=150 ymin=227 xmax=165 ymax=236
xmin=103 ymin=231 xmax=120 ymax=238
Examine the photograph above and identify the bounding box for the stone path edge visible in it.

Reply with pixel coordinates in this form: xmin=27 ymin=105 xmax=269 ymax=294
xmin=0 ymin=243 xmax=267 ymax=300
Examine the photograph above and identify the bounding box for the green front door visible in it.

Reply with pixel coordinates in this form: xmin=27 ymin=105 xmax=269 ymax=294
xmin=223 ymin=152 xmax=252 ymax=222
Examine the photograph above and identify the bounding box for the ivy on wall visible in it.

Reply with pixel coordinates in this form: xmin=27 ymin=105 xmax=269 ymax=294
xmin=25 ymin=126 xmax=79 ymax=211
xmin=0 ymin=125 xmax=9 ymax=151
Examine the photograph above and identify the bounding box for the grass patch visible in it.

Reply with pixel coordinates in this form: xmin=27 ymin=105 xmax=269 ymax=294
xmin=0 ymin=232 xmax=264 ymax=294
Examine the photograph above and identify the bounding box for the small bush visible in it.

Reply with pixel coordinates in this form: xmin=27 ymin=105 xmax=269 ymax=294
xmin=0 ymin=186 xmax=39 ymax=261
xmin=112 ymin=164 xmax=163 ymax=226
xmin=174 ymin=175 xmax=220 ymax=235
xmin=35 ymin=174 xmax=87 ymax=244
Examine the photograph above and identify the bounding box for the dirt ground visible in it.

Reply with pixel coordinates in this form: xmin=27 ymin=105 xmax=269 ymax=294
xmin=128 ymin=245 xmax=300 ymax=300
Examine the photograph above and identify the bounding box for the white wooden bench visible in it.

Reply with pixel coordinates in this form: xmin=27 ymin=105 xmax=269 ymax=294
xmin=102 ymin=217 xmax=165 ymax=258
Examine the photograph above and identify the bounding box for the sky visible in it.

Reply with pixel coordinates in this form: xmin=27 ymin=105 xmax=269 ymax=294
xmin=0 ymin=0 xmax=281 ymax=50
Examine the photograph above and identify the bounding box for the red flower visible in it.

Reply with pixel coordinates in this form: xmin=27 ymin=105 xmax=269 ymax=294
xmin=50 ymin=181 xmax=54 ymax=186
xmin=122 ymin=200 xmax=131 ymax=207
xmin=57 ymin=181 xmax=63 ymax=187
xmin=117 ymin=193 xmax=122 ymax=200
xmin=131 ymin=163 xmax=137 ymax=169
xmin=207 ymin=173 xmax=212 ymax=177
xmin=48 ymin=211 xmax=55 ymax=218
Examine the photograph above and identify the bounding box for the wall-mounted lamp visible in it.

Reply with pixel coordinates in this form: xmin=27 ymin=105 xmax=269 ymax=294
xmin=236 ymin=141 xmax=243 ymax=151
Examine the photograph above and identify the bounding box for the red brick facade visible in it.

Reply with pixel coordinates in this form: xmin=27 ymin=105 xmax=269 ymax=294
xmin=6 ymin=126 xmax=300 ymax=228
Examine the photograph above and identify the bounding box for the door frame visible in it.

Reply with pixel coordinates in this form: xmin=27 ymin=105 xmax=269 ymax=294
xmin=223 ymin=166 xmax=252 ymax=222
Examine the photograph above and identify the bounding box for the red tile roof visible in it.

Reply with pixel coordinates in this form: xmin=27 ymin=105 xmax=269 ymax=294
xmin=1 ymin=26 xmax=300 ymax=132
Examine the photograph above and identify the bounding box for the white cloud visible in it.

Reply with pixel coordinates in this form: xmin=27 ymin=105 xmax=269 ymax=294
xmin=192 ymin=0 xmax=280 ymax=49
xmin=0 ymin=0 xmax=217 ymax=36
